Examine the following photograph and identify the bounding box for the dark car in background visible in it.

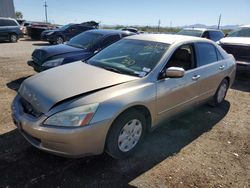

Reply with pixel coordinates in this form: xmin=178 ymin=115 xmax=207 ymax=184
xmin=0 ymin=17 xmax=23 ymax=42
xmin=177 ymin=28 xmax=225 ymax=42
xmin=41 ymin=23 xmax=95 ymax=44
xmin=28 ymin=29 xmax=134 ymax=72
xmin=26 ymin=22 xmax=55 ymax=40
xmin=218 ymin=25 xmax=250 ymax=66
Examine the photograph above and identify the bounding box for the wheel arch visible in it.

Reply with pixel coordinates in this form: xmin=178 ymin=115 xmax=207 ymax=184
xmin=104 ymin=104 xmax=152 ymax=146
xmin=224 ymin=76 xmax=230 ymax=85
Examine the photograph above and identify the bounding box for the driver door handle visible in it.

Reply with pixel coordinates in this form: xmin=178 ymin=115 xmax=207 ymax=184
xmin=192 ymin=75 xmax=201 ymax=81
xmin=219 ymin=65 xmax=225 ymax=70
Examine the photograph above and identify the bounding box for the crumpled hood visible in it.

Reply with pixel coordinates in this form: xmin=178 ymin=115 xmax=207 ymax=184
xmin=32 ymin=44 xmax=85 ymax=61
xmin=19 ymin=62 xmax=138 ymax=113
xmin=219 ymin=37 xmax=250 ymax=46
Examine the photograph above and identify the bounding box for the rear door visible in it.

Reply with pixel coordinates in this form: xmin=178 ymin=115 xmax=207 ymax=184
xmin=194 ymin=42 xmax=227 ymax=102
xmin=64 ymin=25 xmax=78 ymax=40
xmin=156 ymin=43 xmax=201 ymax=123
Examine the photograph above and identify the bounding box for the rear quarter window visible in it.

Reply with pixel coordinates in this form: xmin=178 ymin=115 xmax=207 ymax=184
xmin=196 ymin=42 xmax=218 ymax=66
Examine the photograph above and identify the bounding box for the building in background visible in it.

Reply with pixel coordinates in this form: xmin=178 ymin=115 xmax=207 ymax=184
xmin=0 ymin=0 xmax=15 ymax=18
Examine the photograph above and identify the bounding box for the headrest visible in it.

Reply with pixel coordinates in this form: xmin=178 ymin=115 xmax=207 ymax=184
xmin=173 ymin=49 xmax=190 ymax=62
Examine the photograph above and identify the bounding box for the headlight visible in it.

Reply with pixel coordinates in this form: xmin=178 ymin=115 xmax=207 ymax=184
xmin=47 ymin=31 xmax=54 ymax=35
xmin=44 ymin=103 xmax=99 ymax=127
xmin=42 ymin=58 xmax=64 ymax=67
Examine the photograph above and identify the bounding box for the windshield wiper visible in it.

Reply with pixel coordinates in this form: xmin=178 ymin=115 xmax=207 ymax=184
xmin=103 ymin=66 xmax=122 ymax=74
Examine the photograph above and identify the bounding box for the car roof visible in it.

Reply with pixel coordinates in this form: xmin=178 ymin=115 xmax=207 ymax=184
xmin=240 ymin=25 xmax=250 ymax=28
xmin=86 ymin=29 xmax=134 ymax=36
xmin=182 ymin=28 xmax=222 ymax=32
xmin=0 ymin=17 xmax=16 ymax=21
xmin=126 ymin=34 xmax=211 ymax=44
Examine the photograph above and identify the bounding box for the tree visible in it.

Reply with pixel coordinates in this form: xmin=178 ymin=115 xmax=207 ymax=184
xmin=15 ymin=11 xmax=23 ymax=19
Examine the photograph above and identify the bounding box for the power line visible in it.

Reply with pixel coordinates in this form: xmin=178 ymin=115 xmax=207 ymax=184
xmin=43 ymin=1 xmax=48 ymax=23
xmin=157 ymin=19 xmax=161 ymax=32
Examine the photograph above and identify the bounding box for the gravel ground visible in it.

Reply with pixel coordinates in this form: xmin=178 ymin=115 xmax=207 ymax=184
xmin=0 ymin=39 xmax=249 ymax=188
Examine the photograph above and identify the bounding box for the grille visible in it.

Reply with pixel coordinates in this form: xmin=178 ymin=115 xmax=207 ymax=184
xmin=20 ymin=97 xmax=42 ymax=118
xmin=221 ymin=44 xmax=250 ymax=62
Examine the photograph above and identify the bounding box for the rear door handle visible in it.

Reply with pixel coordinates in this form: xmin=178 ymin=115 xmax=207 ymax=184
xmin=219 ymin=65 xmax=225 ymax=70
xmin=192 ymin=75 xmax=201 ymax=81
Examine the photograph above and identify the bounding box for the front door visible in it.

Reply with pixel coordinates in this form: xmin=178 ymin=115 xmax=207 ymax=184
xmin=156 ymin=43 xmax=201 ymax=124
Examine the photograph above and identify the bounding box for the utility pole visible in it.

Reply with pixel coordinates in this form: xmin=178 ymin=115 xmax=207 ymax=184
xmin=44 ymin=1 xmax=48 ymax=23
xmin=217 ymin=14 xmax=221 ymax=29
xmin=157 ymin=19 xmax=161 ymax=32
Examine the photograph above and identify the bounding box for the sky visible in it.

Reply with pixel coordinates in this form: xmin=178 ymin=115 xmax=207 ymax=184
xmin=14 ymin=0 xmax=250 ymax=27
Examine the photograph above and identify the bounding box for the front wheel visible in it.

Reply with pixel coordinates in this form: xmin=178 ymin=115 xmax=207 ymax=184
xmin=211 ymin=79 xmax=229 ymax=106
xmin=106 ymin=110 xmax=146 ymax=159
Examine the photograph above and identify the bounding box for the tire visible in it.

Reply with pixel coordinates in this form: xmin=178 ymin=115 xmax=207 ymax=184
xmin=49 ymin=41 xmax=54 ymax=45
xmin=210 ymin=79 xmax=229 ymax=106
xmin=55 ymin=36 xmax=64 ymax=44
xmin=9 ymin=33 xmax=18 ymax=42
xmin=106 ymin=110 xmax=146 ymax=159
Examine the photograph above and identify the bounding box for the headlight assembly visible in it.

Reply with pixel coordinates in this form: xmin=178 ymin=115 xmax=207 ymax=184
xmin=42 ymin=58 xmax=64 ymax=67
xmin=44 ymin=103 xmax=99 ymax=127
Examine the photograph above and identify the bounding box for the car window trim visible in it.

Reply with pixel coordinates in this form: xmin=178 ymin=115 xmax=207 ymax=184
xmin=157 ymin=42 xmax=197 ymax=80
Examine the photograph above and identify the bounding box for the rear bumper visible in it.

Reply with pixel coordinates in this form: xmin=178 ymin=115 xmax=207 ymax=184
xmin=11 ymin=95 xmax=111 ymax=158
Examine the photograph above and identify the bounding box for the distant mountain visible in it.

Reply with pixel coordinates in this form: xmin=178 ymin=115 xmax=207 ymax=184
xmin=180 ymin=23 xmax=240 ymax=30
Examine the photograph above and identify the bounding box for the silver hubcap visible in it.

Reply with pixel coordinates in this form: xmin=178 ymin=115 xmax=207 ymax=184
xmin=57 ymin=37 xmax=63 ymax=44
xmin=11 ymin=35 xmax=17 ymax=41
xmin=217 ymin=83 xmax=227 ymax=103
xmin=118 ymin=119 xmax=142 ymax=152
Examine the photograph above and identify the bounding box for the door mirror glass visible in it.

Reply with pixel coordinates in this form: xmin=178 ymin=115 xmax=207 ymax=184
xmin=166 ymin=67 xmax=185 ymax=78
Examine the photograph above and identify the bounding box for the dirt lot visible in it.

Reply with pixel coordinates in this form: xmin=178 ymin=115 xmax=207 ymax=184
xmin=0 ymin=39 xmax=249 ymax=188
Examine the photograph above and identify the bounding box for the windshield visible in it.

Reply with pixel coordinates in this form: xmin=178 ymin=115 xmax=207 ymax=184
xmin=67 ymin=32 xmax=103 ymax=49
xmin=227 ymin=27 xmax=250 ymax=37
xmin=177 ymin=29 xmax=203 ymax=37
xmin=59 ymin=24 xmax=73 ymax=31
xmin=87 ymin=39 xmax=169 ymax=77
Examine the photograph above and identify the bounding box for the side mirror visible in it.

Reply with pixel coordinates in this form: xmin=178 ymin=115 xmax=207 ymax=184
xmin=166 ymin=67 xmax=185 ymax=78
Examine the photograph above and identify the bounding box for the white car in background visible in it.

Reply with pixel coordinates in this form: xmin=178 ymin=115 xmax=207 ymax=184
xmin=177 ymin=28 xmax=225 ymax=42
xmin=218 ymin=25 xmax=250 ymax=66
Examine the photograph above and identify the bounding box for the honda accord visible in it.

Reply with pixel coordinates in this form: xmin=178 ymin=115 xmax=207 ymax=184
xmin=12 ymin=34 xmax=236 ymax=159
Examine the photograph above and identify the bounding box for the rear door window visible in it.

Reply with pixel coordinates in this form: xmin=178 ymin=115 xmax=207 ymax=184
xmin=196 ymin=43 xmax=218 ymax=66
xmin=209 ymin=31 xmax=224 ymax=41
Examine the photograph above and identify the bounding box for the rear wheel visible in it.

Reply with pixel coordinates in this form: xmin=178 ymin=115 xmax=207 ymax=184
xmin=106 ymin=110 xmax=146 ymax=159
xmin=9 ymin=33 xmax=18 ymax=42
xmin=210 ymin=79 xmax=229 ymax=106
